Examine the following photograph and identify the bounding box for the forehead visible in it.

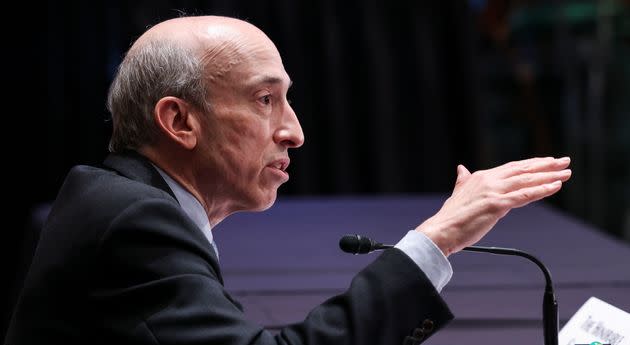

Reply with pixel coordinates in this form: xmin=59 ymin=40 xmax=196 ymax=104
xmin=237 ymin=33 xmax=287 ymax=75
xmin=219 ymin=45 xmax=291 ymax=91
xmin=196 ymin=21 xmax=291 ymax=91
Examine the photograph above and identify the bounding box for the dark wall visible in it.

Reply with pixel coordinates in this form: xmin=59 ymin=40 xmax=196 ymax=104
xmin=35 ymin=1 xmax=629 ymax=234
xmin=10 ymin=0 xmax=630 ymax=251
xmin=11 ymin=0 xmax=630 ymax=264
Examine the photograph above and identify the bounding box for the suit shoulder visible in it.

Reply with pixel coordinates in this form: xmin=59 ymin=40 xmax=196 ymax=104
xmin=62 ymin=164 xmax=175 ymax=207
xmin=42 ymin=164 xmax=179 ymax=237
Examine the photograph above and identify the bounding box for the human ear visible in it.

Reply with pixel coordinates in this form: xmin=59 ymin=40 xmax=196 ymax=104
xmin=153 ymin=97 xmax=198 ymax=150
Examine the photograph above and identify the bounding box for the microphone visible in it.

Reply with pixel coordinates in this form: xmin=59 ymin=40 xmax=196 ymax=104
xmin=338 ymin=234 xmax=559 ymax=345
xmin=338 ymin=234 xmax=393 ymax=254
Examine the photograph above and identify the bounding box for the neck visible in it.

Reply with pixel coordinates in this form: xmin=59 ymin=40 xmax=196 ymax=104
xmin=139 ymin=146 xmax=237 ymax=227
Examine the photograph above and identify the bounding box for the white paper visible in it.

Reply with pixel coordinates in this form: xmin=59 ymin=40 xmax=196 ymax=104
xmin=559 ymin=296 xmax=630 ymax=345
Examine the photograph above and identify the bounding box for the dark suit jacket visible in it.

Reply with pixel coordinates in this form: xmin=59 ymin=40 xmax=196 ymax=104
xmin=6 ymin=151 xmax=453 ymax=345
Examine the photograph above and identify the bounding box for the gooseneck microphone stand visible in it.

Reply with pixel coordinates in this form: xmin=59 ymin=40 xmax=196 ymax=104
xmin=339 ymin=235 xmax=559 ymax=345
xmin=461 ymin=245 xmax=558 ymax=345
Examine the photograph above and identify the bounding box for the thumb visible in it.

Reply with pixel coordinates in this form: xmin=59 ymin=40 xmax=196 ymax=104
xmin=454 ymin=164 xmax=471 ymax=190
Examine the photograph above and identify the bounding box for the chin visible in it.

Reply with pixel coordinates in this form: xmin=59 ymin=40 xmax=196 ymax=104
xmin=247 ymin=191 xmax=278 ymax=212
xmin=259 ymin=195 xmax=278 ymax=211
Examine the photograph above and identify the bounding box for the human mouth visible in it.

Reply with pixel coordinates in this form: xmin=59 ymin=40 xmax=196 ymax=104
xmin=270 ymin=158 xmax=289 ymax=171
xmin=266 ymin=158 xmax=290 ymax=181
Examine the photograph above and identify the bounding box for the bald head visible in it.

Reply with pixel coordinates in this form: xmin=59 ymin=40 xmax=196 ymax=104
xmin=133 ymin=16 xmax=279 ymax=81
xmin=107 ymin=15 xmax=282 ymax=152
xmin=137 ymin=16 xmax=270 ymax=46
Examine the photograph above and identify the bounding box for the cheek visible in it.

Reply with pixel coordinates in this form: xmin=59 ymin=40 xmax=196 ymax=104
xmin=224 ymin=119 xmax=258 ymax=145
xmin=214 ymin=119 xmax=269 ymax=171
xmin=216 ymin=107 xmax=267 ymax=142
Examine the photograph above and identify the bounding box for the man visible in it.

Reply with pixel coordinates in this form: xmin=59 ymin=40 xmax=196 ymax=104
xmin=5 ymin=15 xmax=571 ymax=345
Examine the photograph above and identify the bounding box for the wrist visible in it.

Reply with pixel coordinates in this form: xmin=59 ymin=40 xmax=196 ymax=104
xmin=415 ymin=218 xmax=454 ymax=257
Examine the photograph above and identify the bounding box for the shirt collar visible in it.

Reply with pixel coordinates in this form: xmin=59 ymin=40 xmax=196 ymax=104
xmin=151 ymin=164 xmax=213 ymax=245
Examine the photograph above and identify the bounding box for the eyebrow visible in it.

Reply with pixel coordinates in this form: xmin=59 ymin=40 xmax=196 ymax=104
xmin=247 ymin=75 xmax=293 ymax=89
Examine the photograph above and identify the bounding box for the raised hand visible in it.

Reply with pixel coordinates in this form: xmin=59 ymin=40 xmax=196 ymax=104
xmin=416 ymin=157 xmax=572 ymax=256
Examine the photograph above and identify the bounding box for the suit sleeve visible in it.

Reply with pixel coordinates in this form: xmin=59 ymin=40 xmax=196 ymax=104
xmin=95 ymin=198 xmax=453 ymax=345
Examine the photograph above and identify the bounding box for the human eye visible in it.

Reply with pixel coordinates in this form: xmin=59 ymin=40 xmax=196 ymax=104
xmin=258 ymin=94 xmax=272 ymax=106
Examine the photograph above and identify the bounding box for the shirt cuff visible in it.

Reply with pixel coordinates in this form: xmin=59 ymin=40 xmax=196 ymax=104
xmin=394 ymin=230 xmax=453 ymax=292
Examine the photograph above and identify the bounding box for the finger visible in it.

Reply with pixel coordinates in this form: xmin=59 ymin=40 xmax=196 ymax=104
xmin=500 ymin=169 xmax=571 ymax=193
xmin=496 ymin=156 xmax=571 ymax=178
xmin=453 ymin=164 xmax=472 ymax=191
xmin=501 ymin=180 xmax=563 ymax=209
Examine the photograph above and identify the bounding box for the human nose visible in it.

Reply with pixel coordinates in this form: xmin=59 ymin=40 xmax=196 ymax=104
xmin=274 ymin=103 xmax=304 ymax=148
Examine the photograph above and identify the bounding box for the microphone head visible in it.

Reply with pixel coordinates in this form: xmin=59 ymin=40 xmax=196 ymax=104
xmin=339 ymin=234 xmax=374 ymax=254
